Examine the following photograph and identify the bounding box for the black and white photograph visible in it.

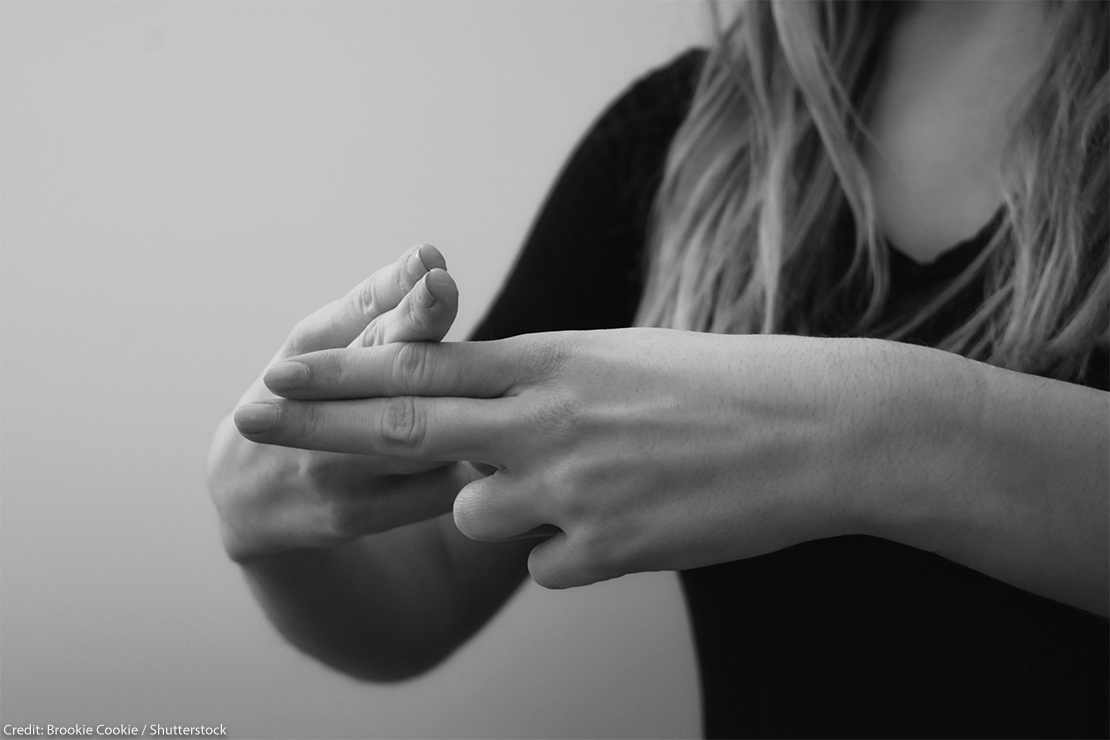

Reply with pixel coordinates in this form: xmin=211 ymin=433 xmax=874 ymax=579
xmin=2 ymin=1 xmax=1107 ymax=738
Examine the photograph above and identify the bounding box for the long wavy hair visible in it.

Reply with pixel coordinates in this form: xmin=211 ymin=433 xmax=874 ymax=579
xmin=635 ymin=0 xmax=1108 ymax=381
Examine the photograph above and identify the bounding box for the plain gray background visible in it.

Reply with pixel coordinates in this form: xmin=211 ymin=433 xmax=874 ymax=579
xmin=1 ymin=2 xmax=708 ymax=738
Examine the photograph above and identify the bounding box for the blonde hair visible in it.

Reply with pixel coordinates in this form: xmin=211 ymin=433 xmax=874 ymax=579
xmin=636 ymin=0 xmax=1108 ymax=381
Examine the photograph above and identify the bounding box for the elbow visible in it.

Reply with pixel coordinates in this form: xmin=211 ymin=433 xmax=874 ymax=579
xmin=314 ymin=645 xmax=452 ymax=684
xmin=275 ymin=619 xmax=463 ymax=684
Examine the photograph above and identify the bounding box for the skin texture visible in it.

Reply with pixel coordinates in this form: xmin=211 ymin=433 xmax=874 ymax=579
xmin=209 ymin=242 xmax=1108 ymax=684
xmin=207 ymin=0 xmax=1107 ymax=680
xmin=211 ymin=245 xmax=463 ymax=560
xmin=240 ymin=326 xmax=1108 ymax=613
xmin=246 ymin=329 xmax=856 ymax=587
xmin=208 ymin=244 xmax=535 ymax=679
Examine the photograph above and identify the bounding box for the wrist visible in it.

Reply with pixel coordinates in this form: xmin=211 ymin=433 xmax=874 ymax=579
xmin=829 ymin=340 xmax=988 ymax=551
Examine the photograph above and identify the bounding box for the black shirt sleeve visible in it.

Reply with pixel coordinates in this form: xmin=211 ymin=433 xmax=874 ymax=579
xmin=468 ymin=49 xmax=704 ymax=341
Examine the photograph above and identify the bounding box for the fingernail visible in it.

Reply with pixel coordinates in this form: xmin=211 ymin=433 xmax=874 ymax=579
xmin=416 ymin=243 xmax=446 ymax=271
xmin=419 ymin=273 xmax=437 ymax=308
xmin=234 ymin=403 xmax=278 ymax=434
xmin=424 ymin=268 xmax=452 ymax=304
xmin=408 ymin=247 xmax=429 ymax=278
xmin=264 ymin=361 xmax=309 ymax=393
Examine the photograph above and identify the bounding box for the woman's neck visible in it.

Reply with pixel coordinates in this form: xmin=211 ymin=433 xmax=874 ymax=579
xmin=862 ymin=1 xmax=1055 ymax=264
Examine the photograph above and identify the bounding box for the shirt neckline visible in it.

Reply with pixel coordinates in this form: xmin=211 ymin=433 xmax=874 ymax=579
xmin=886 ymin=208 xmax=1005 ymax=281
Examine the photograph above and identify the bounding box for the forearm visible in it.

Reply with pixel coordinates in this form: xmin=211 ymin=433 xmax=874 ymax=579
xmin=209 ymin=407 xmax=532 ymax=680
xmin=241 ymin=518 xmax=457 ymax=682
xmin=847 ymin=340 xmax=1109 ymax=617
xmin=241 ymin=513 xmax=532 ymax=681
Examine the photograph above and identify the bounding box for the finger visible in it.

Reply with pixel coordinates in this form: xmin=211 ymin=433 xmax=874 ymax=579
xmin=495 ymin=525 xmax=562 ymax=541
xmin=234 ymin=395 xmax=518 ymax=465
xmin=452 ymin=473 xmax=552 ymax=542
xmin=303 ymin=449 xmax=456 ymax=478
xmin=469 ymin=461 xmax=501 ymax=476
xmin=281 ymin=243 xmax=447 ymax=357
xmin=350 ymin=268 xmax=459 ymax=348
xmin=263 ymin=336 xmax=546 ymax=400
xmin=340 ymin=463 xmax=467 ymax=535
xmin=527 ymin=533 xmax=600 ymax=590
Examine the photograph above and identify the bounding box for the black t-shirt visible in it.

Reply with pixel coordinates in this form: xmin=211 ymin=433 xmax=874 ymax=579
xmin=471 ymin=50 xmax=1110 ymax=738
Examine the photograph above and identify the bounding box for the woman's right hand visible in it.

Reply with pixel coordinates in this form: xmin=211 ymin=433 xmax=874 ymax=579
xmin=207 ymin=244 xmax=472 ymax=562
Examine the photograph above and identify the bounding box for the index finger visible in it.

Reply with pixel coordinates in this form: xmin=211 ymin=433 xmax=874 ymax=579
xmin=235 ymin=395 xmax=519 ymax=467
xmin=263 ymin=334 xmax=566 ymax=400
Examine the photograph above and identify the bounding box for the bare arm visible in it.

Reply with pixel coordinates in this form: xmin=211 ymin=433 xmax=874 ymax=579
xmin=236 ymin=508 xmax=531 ymax=681
xmin=847 ymin=340 xmax=1109 ymax=617
xmin=207 ymin=245 xmax=531 ymax=680
xmin=245 ymin=329 xmax=1109 ymax=616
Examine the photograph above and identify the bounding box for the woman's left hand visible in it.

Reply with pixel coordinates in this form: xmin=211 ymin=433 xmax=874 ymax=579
xmin=252 ymin=328 xmax=870 ymax=587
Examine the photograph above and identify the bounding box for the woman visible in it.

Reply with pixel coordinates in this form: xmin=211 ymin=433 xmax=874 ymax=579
xmin=208 ymin=1 xmax=1108 ymax=736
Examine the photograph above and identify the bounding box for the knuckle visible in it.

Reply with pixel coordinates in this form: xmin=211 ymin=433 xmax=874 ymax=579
xmin=519 ymin=333 xmax=573 ymax=381
xmin=403 ymin=293 xmax=431 ymax=326
xmin=356 ymin=276 xmax=384 ymax=320
xmin=360 ymin=318 xmax=387 ymax=348
xmin=261 ymin=398 xmax=322 ymax=451
xmin=293 ymin=349 xmax=341 ymax=391
xmin=391 ymin=342 xmax=432 ymax=387
xmin=392 ymin=250 xmax=420 ymax=295
xmin=378 ymin=396 xmax=425 ymax=452
xmin=286 ymin=400 xmax=321 ymax=445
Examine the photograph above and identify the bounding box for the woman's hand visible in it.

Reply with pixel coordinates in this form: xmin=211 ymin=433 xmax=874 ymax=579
xmin=236 ymin=329 xmax=869 ymax=587
xmin=207 ymin=244 xmax=473 ymax=562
